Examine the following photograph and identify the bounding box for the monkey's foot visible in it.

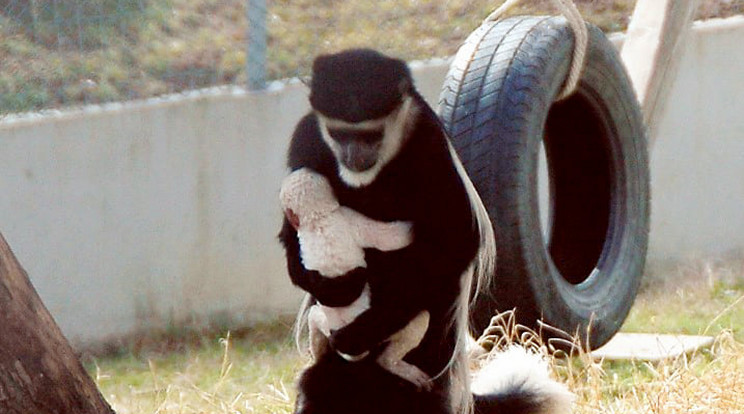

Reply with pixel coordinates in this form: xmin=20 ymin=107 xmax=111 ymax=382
xmin=380 ymin=359 xmax=432 ymax=391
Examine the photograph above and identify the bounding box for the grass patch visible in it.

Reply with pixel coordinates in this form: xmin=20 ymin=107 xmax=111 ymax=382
xmin=89 ymin=320 xmax=303 ymax=413
xmin=89 ymin=259 xmax=744 ymax=413
xmin=625 ymin=258 xmax=744 ymax=341
xmin=2 ymin=0 xmax=742 ymax=114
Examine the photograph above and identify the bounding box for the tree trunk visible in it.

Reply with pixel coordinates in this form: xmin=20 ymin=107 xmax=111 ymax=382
xmin=0 ymin=232 xmax=115 ymax=414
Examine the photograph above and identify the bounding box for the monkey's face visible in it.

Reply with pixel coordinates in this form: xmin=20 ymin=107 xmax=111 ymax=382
xmin=308 ymin=48 xmax=418 ymax=187
xmin=317 ymin=96 xmax=415 ymax=187
xmin=324 ymin=124 xmax=384 ymax=173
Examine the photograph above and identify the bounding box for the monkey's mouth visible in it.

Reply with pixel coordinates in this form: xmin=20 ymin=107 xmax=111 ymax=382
xmin=341 ymin=145 xmax=378 ymax=172
xmin=342 ymin=156 xmax=377 ymax=172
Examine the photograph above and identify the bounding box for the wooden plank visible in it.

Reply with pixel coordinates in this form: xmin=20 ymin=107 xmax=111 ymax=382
xmin=591 ymin=333 xmax=714 ymax=362
xmin=620 ymin=0 xmax=699 ymax=146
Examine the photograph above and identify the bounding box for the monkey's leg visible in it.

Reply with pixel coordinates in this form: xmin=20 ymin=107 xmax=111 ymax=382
xmin=307 ymin=305 xmax=331 ymax=360
xmin=377 ymin=310 xmax=432 ymax=390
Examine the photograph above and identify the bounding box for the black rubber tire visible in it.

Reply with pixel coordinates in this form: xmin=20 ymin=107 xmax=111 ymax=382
xmin=439 ymin=16 xmax=650 ymax=350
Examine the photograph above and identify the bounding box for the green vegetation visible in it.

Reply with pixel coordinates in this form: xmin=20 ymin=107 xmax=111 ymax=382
xmin=625 ymin=259 xmax=744 ymax=342
xmin=2 ymin=0 xmax=741 ymax=115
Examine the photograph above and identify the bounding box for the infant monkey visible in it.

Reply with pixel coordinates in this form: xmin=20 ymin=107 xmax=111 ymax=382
xmin=280 ymin=168 xmax=431 ymax=389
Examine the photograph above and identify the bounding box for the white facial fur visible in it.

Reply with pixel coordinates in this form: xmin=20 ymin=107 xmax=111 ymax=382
xmin=317 ymin=95 xmax=417 ymax=188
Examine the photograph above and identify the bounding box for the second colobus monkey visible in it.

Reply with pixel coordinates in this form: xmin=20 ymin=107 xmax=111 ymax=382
xmin=279 ymin=49 xmax=571 ymax=414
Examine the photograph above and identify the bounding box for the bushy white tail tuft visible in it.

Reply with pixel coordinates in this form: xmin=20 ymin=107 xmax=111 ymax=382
xmin=472 ymin=346 xmax=574 ymax=414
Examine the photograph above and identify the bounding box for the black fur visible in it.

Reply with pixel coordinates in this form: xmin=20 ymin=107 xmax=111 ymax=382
xmin=279 ymin=50 xmax=479 ymax=414
xmin=310 ymin=49 xmax=412 ymax=122
xmin=295 ymin=351 xmax=453 ymax=414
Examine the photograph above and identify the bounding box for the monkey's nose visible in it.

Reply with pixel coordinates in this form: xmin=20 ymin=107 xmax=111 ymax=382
xmin=342 ymin=145 xmax=378 ymax=172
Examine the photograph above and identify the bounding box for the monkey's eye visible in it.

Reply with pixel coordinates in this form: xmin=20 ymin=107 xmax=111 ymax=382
xmin=328 ymin=128 xmax=384 ymax=145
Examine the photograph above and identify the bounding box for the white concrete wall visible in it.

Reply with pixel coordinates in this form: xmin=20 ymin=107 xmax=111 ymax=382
xmin=0 ymin=86 xmax=312 ymax=345
xmin=649 ymin=17 xmax=744 ymax=260
xmin=0 ymin=17 xmax=742 ymax=345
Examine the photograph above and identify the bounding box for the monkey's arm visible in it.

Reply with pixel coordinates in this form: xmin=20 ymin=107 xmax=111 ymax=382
xmin=339 ymin=207 xmax=413 ymax=252
xmin=279 ymin=218 xmax=367 ymax=307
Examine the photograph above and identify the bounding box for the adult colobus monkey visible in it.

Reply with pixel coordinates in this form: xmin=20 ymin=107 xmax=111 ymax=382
xmin=279 ymin=49 xmax=572 ymax=414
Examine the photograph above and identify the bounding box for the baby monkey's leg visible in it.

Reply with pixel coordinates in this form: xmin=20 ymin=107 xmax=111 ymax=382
xmin=377 ymin=310 xmax=432 ymax=390
xmin=307 ymin=305 xmax=331 ymax=360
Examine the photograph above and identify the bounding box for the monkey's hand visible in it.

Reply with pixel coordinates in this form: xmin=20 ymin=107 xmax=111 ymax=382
xmin=300 ymin=267 xmax=368 ymax=307
xmin=337 ymin=349 xmax=370 ymax=362
xmin=328 ymin=328 xmax=370 ymax=359
xmin=327 ymin=302 xmax=420 ymax=358
xmin=284 ymin=207 xmax=301 ymax=229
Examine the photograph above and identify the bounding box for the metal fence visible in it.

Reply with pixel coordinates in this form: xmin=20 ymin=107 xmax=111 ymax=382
xmin=1 ymin=0 xmax=740 ymax=115
xmin=1 ymin=0 xmax=271 ymax=114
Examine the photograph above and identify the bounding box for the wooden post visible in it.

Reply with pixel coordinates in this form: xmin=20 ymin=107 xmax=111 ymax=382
xmin=620 ymin=0 xmax=700 ymax=146
xmin=0 ymin=232 xmax=116 ymax=414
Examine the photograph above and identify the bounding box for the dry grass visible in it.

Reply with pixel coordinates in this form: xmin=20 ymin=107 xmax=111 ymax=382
xmin=570 ymin=256 xmax=744 ymax=413
xmin=475 ymin=314 xmax=744 ymax=414
xmin=91 ymin=323 xmax=304 ymax=414
xmin=89 ymin=257 xmax=744 ymax=413
xmin=95 ymin=329 xmax=744 ymax=414
xmin=566 ymin=332 xmax=744 ymax=413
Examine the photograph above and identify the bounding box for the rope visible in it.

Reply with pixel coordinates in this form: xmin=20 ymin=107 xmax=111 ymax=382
xmin=484 ymin=0 xmax=589 ymax=100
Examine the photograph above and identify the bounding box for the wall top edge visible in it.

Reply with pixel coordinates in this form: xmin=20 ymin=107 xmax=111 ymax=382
xmin=693 ymin=14 xmax=744 ymax=32
xmin=0 ymin=79 xmax=307 ymax=130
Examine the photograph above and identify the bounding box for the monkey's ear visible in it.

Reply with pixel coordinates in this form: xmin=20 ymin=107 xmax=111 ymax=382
xmin=398 ymin=78 xmax=412 ymax=96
